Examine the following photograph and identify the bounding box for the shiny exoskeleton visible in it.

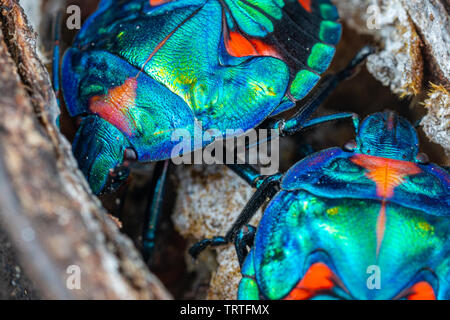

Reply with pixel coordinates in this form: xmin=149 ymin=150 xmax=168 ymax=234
xmin=62 ymin=0 xmax=342 ymax=194
xmin=191 ymin=111 xmax=449 ymax=300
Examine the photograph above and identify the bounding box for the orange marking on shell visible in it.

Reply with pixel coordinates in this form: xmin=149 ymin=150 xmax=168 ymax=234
xmin=149 ymin=0 xmax=171 ymax=6
xmin=89 ymin=78 xmax=138 ymax=136
xmin=351 ymin=154 xmax=421 ymax=199
xmin=284 ymin=263 xmax=335 ymax=300
xmin=351 ymin=154 xmax=421 ymax=257
xmin=298 ymin=0 xmax=312 ymax=13
xmin=225 ymin=31 xmax=281 ymax=59
xmin=376 ymin=201 xmax=387 ymax=257
xmin=407 ymin=282 xmax=436 ymax=300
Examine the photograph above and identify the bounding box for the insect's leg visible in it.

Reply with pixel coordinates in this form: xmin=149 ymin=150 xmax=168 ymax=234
xmin=226 ymin=163 xmax=263 ymax=187
xmin=245 ymin=112 xmax=360 ymax=150
xmin=234 ymin=224 xmax=256 ymax=267
xmin=283 ymin=112 xmax=360 ymax=135
xmin=223 ymin=171 xmax=281 ymax=238
xmin=249 ymin=46 xmax=372 ymax=148
xmin=270 ymin=46 xmax=372 ymax=133
xmin=142 ymin=159 xmax=170 ymax=261
xmin=187 ymin=237 xmax=228 ymax=258
xmin=189 ymin=168 xmax=282 ymax=259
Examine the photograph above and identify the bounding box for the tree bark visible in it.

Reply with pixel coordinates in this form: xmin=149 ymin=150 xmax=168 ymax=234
xmin=0 ymin=0 xmax=171 ymax=300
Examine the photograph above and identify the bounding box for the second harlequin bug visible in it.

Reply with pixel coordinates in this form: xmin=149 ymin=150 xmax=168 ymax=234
xmin=190 ymin=111 xmax=450 ymax=300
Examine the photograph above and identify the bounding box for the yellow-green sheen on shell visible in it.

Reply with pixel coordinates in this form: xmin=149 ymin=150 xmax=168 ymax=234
xmin=62 ymin=0 xmax=341 ymax=193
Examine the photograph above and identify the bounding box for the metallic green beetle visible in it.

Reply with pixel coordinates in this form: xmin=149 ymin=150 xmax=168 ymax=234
xmin=62 ymin=0 xmax=343 ymax=194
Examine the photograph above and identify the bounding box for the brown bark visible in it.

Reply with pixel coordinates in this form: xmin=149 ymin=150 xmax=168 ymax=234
xmin=0 ymin=0 xmax=171 ymax=300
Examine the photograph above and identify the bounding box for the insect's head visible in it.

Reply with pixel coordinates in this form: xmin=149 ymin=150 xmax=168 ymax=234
xmin=346 ymin=111 xmax=422 ymax=162
xmin=72 ymin=115 xmax=135 ymax=194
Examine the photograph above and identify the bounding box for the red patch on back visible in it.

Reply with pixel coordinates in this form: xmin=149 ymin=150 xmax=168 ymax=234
xmin=351 ymin=154 xmax=422 ymax=256
xmin=375 ymin=201 xmax=387 ymax=256
xmin=407 ymin=282 xmax=436 ymax=300
xmin=89 ymin=78 xmax=138 ymax=136
xmin=149 ymin=0 xmax=171 ymax=6
xmin=225 ymin=31 xmax=280 ymax=59
xmin=284 ymin=263 xmax=336 ymax=300
xmin=298 ymin=0 xmax=312 ymax=13
xmin=351 ymin=154 xmax=421 ymax=199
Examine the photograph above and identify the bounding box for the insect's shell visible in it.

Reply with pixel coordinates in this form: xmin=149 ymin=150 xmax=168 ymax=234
xmin=239 ymin=113 xmax=450 ymax=300
xmin=62 ymin=0 xmax=341 ymax=193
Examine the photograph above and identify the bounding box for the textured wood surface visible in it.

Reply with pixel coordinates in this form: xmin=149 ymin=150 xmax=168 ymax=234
xmin=0 ymin=0 xmax=171 ymax=300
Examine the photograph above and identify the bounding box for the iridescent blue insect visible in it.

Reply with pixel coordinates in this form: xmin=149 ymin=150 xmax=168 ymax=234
xmin=61 ymin=0 xmax=345 ymax=194
xmin=57 ymin=0 xmax=370 ymax=256
xmin=191 ymin=111 xmax=450 ymax=300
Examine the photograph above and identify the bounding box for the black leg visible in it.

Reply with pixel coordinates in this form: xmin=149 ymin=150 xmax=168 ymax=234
xmin=187 ymin=237 xmax=228 ymax=258
xmin=226 ymin=163 xmax=263 ymax=187
xmin=189 ymin=171 xmax=282 ymax=259
xmin=224 ymin=173 xmax=281 ymax=240
xmin=234 ymin=224 xmax=256 ymax=267
xmin=243 ymin=46 xmax=372 ymax=151
xmin=142 ymin=159 xmax=170 ymax=261
xmin=290 ymin=112 xmax=360 ymax=133
xmin=269 ymin=46 xmax=374 ymax=136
